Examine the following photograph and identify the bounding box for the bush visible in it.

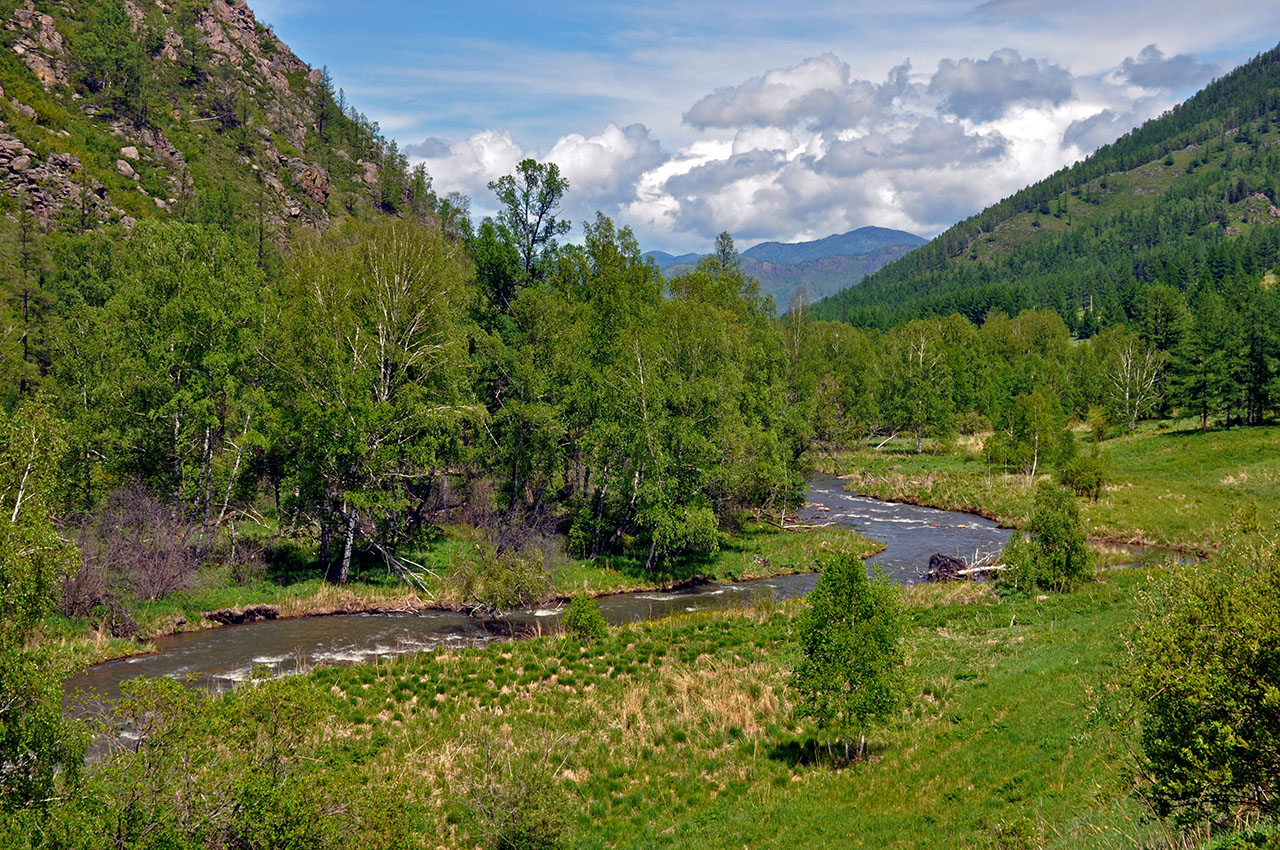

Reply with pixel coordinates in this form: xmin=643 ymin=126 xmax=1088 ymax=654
xmin=448 ymin=541 xmax=553 ymax=613
xmin=1126 ymin=529 xmax=1280 ymax=826
xmin=560 ymin=595 xmax=607 ymax=641
xmin=465 ymin=740 xmax=571 ymax=850
xmin=791 ymin=551 xmax=906 ymax=762
xmin=999 ymin=482 xmax=1089 ymax=593
xmin=1057 ymin=452 xmax=1108 ymax=501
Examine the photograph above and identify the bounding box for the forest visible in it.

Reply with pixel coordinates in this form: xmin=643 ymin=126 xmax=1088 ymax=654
xmin=4 ymin=154 xmax=1276 ymax=617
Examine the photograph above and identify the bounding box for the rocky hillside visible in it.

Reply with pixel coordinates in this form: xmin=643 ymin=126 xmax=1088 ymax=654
xmin=0 ymin=0 xmax=423 ymax=232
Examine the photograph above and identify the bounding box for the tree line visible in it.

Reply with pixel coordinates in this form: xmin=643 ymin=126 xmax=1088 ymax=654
xmin=2 ymin=154 xmax=1277 ymax=604
xmin=0 ymin=160 xmax=810 ymax=602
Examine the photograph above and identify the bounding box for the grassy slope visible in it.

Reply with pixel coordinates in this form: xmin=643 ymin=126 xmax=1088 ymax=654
xmin=317 ymin=568 xmax=1176 ymax=849
xmin=819 ymin=421 xmax=1280 ymax=551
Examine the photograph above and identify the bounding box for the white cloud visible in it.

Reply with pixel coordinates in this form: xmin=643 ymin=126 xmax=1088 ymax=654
xmin=545 ymin=123 xmax=665 ymax=201
xmin=402 ymin=35 xmax=1264 ymax=254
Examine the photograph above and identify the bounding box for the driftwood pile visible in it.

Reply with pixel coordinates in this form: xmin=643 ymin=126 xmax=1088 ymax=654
xmin=921 ymin=551 xmax=1006 ymax=582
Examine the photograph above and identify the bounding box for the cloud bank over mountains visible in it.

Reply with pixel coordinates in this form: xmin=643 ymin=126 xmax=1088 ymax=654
xmin=408 ymin=44 xmax=1219 ymax=252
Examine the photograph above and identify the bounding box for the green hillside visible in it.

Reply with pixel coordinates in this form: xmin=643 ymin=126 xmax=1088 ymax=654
xmin=812 ymin=43 xmax=1280 ymax=333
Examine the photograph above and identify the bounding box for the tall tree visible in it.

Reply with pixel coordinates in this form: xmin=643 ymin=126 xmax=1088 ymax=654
xmin=0 ymin=402 xmax=86 ymax=811
xmin=1097 ymin=327 xmax=1163 ymax=434
xmin=270 ymin=218 xmax=477 ymax=585
xmin=488 ymin=159 xmax=571 ymax=285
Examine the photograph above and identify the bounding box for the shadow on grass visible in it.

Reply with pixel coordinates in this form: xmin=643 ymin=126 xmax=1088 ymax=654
xmin=768 ymin=734 xmax=876 ymax=770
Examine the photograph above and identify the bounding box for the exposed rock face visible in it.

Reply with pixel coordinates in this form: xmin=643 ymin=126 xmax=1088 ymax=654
xmin=290 ymin=160 xmax=330 ymax=204
xmin=7 ymin=1 xmax=70 ymax=87
xmin=1 ymin=0 xmax=389 ymax=231
xmin=0 ymin=134 xmax=114 ymax=224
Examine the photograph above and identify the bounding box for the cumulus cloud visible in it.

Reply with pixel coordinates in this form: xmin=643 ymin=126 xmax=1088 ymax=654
xmin=1117 ymin=44 xmax=1218 ymax=91
xmin=413 ymin=43 xmax=1216 ymax=252
xmin=409 ymin=124 xmax=670 ymax=226
xmin=402 ymin=136 xmax=452 ymax=158
xmin=929 ymin=49 xmax=1074 ymax=122
xmin=545 ymin=123 xmax=665 ymax=200
xmin=818 ymin=119 xmax=1007 ymax=178
xmin=683 ymin=54 xmax=890 ymax=130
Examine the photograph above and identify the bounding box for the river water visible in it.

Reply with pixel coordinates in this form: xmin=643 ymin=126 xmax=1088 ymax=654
xmin=67 ymin=474 xmax=1011 ymax=702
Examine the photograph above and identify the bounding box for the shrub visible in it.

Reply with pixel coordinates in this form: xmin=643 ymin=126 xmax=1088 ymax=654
xmin=1057 ymin=452 xmax=1108 ymax=501
xmin=560 ymin=595 xmax=607 ymax=641
xmin=448 ymin=541 xmax=553 ymax=613
xmin=465 ymin=741 xmax=571 ymax=850
xmin=791 ymin=551 xmax=906 ymax=762
xmin=999 ymin=482 xmax=1089 ymax=593
xmin=1126 ymin=529 xmax=1280 ymax=826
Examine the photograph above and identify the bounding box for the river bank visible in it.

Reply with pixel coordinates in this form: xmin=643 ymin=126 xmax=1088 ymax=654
xmin=814 ymin=419 xmax=1280 ymax=554
xmin=67 ymin=481 xmax=1013 ymax=700
xmin=49 ymin=518 xmax=884 ymax=668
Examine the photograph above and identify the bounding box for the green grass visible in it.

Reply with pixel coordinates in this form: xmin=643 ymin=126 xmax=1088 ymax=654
xmin=820 ymin=420 xmax=1280 ymax=550
xmin=298 ymin=567 xmax=1198 ymax=848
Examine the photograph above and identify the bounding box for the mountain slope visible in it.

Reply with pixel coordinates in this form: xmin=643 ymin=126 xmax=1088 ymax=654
xmin=0 ymin=0 xmax=422 ymax=233
xmin=646 ymin=226 xmax=925 ymax=312
xmin=811 ymin=44 xmax=1280 ymax=332
xmin=742 ymin=226 xmax=925 ymax=265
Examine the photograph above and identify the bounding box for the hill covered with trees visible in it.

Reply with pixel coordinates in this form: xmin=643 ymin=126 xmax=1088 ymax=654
xmin=812 ymin=43 xmax=1280 ymax=337
xmin=647 ymin=227 xmax=925 ymax=313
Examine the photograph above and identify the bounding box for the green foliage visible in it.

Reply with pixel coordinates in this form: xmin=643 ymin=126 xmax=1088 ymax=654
xmin=76 ymin=673 xmax=410 ymax=849
xmin=464 ymin=739 xmax=571 ymax=850
xmin=1057 ymin=451 xmax=1109 ymax=501
xmin=985 ymin=387 xmax=1074 ymax=481
xmin=0 ymin=402 xmax=86 ymax=811
xmin=271 ymin=217 xmax=476 ymax=584
xmin=1126 ymin=528 xmax=1280 ymax=825
xmin=1001 ymin=482 xmax=1090 ymax=593
xmin=487 ymin=158 xmax=571 ymax=285
xmin=449 ymin=542 xmax=554 ymax=613
xmin=791 ymin=551 xmax=907 ymax=760
xmin=560 ymin=594 xmax=608 ymax=641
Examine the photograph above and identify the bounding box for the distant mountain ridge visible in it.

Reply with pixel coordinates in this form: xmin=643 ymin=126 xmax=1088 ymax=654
xmin=645 ymin=226 xmax=926 ymax=313
xmin=742 ymin=227 xmax=925 ymax=265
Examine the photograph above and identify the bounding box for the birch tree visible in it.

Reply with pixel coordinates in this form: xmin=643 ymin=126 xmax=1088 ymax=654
xmin=1099 ymin=328 xmax=1163 ymax=434
xmin=271 ymin=218 xmax=477 ymax=585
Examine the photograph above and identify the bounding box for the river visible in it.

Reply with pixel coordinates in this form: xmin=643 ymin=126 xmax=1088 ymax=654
xmin=66 ymin=474 xmax=1011 ymax=702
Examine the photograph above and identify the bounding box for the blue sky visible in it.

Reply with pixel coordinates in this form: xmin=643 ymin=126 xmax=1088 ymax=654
xmin=249 ymin=0 xmax=1280 ymax=253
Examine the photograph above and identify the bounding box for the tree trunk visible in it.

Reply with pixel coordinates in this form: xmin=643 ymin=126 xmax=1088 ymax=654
xmin=327 ymin=507 xmax=356 ymax=585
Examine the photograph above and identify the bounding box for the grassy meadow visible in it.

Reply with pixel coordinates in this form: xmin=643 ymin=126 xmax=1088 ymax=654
xmin=300 ymin=566 xmax=1187 ymax=849
xmin=817 ymin=420 xmax=1280 ymax=551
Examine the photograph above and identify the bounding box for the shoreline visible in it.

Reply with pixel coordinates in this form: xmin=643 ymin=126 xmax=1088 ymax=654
xmin=831 ymin=474 xmax=1212 ymax=556
xmin=73 ymin=532 xmax=889 ymax=669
